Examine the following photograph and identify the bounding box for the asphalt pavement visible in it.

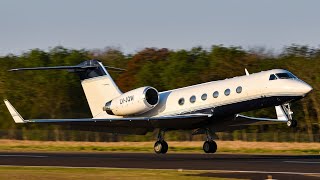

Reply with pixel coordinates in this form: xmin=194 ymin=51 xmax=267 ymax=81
xmin=0 ymin=152 xmax=319 ymax=179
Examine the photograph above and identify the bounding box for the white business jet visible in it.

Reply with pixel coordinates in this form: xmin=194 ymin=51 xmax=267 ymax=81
xmin=4 ymin=60 xmax=312 ymax=154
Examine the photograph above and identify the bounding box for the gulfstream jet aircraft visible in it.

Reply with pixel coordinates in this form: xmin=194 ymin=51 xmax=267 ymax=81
xmin=4 ymin=60 xmax=312 ymax=154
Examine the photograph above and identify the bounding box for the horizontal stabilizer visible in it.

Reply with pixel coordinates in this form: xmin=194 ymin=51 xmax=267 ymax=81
xmin=9 ymin=66 xmax=125 ymax=72
xmin=9 ymin=60 xmax=126 ymax=72
xmin=3 ymin=99 xmax=26 ymax=123
xmin=9 ymin=65 xmax=95 ymax=72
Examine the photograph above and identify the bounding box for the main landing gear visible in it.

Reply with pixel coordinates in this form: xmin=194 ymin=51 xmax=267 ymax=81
xmin=154 ymin=129 xmax=168 ymax=154
xmin=153 ymin=128 xmax=218 ymax=154
xmin=203 ymin=129 xmax=217 ymax=153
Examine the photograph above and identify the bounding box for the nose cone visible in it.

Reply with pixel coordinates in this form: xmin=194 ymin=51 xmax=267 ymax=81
xmin=302 ymin=83 xmax=313 ymax=95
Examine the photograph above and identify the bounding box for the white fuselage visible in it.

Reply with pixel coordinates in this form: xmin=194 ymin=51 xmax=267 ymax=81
xmin=152 ymin=69 xmax=311 ymax=116
xmin=95 ymin=69 xmax=312 ymax=119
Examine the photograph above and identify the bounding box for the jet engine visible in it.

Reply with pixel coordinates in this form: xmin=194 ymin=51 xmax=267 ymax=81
xmin=103 ymin=86 xmax=159 ymax=116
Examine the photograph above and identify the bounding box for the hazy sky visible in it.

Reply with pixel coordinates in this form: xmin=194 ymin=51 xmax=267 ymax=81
xmin=0 ymin=0 xmax=319 ymax=55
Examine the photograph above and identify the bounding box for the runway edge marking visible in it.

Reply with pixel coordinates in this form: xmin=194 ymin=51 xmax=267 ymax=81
xmin=284 ymin=161 xmax=320 ymax=164
xmin=0 ymin=155 xmax=48 ymax=158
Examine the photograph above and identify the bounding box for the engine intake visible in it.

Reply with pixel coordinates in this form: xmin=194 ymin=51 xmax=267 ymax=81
xmin=145 ymin=87 xmax=158 ymax=105
xmin=103 ymin=86 xmax=159 ymax=116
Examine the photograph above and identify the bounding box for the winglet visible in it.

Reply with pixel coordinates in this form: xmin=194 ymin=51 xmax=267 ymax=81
xmin=3 ymin=99 xmax=26 ymax=123
xmin=245 ymin=68 xmax=249 ymax=76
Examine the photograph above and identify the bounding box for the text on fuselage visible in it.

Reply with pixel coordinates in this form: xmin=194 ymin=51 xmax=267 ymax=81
xmin=120 ymin=96 xmax=134 ymax=104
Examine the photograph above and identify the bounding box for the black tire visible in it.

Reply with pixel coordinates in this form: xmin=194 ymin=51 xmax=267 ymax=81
xmin=210 ymin=141 xmax=217 ymax=153
xmin=203 ymin=141 xmax=211 ymax=153
xmin=154 ymin=141 xmax=163 ymax=154
xmin=287 ymin=120 xmax=298 ymax=128
xmin=291 ymin=120 xmax=298 ymax=127
xmin=161 ymin=141 xmax=168 ymax=154
xmin=203 ymin=141 xmax=217 ymax=153
xmin=154 ymin=141 xmax=168 ymax=154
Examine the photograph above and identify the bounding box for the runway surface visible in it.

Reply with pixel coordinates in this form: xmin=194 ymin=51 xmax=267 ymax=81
xmin=0 ymin=152 xmax=319 ymax=179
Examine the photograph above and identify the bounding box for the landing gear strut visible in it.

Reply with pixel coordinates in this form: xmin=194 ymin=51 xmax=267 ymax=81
xmin=154 ymin=129 xmax=168 ymax=154
xmin=203 ymin=128 xmax=217 ymax=153
xmin=281 ymin=103 xmax=298 ymax=128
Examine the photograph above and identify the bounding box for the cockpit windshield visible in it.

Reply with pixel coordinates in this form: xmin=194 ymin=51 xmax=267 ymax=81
xmin=269 ymin=74 xmax=277 ymax=80
xmin=269 ymin=72 xmax=297 ymax=80
xmin=276 ymin=73 xmax=296 ymax=79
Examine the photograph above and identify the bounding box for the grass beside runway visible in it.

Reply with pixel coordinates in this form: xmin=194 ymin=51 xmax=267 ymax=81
xmin=0 ymin=166 xmax=242 ymax=180
xmin=0 ymin=140 xmax=319 ymax=154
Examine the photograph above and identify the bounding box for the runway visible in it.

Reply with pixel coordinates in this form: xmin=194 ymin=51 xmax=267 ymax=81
xmin=0 ymin=152 xmax=319 ymax=179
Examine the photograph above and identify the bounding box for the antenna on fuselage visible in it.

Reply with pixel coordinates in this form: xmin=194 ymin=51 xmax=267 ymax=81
xmin=245 ymin=68 xmax=249 ymax=76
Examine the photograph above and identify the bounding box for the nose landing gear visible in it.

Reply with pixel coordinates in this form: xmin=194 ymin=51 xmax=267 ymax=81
xmin=279 ymin=103 xmax=298 ymax=128
xmin=287 ymin=119 xmax=297 ymax=128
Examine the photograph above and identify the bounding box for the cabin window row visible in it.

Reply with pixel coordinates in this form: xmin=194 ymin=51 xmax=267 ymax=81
xmin=178 ymin=86 xmax=243 ymax=105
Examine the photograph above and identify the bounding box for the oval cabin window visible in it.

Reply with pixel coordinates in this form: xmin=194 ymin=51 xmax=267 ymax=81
xmin=201 ymin=93 xmax=207 ymax=101
xmin=178 ymin=98 xmax=185 ymax=105
xmin=224 ymin=89 xmax=231 ymax=96
xmin=213 ymin=91 xmax=219 ymax=98
xmin=190 ymin=95 xmax=196 ymax=103
xmin=236 ymin=86 xmax=242 ymax=94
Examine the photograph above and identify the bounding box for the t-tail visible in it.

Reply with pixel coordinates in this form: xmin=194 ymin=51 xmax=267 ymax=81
xmin=9 ymin=60 xmax=124 ymax=117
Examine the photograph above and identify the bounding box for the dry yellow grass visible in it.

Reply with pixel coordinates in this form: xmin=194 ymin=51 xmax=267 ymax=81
xmin=0 ymin=139 xmax=319 ymax=154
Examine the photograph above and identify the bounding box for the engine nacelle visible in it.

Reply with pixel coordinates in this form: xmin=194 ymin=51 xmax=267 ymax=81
xmin=103 ymin=86 xmax=159 ymax=116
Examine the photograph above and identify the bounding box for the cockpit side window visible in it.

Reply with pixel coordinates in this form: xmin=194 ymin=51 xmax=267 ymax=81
xmin=269 ymin=74 xmax=277 ymax=80
xmin=276 ymin=73 xmax=296 ymax=79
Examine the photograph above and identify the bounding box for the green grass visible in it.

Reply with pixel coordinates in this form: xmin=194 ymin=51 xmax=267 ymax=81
xmin=0 ymin=166 xmax=242 ymax=180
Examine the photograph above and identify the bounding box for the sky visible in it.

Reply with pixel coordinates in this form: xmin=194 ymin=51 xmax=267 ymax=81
xmin=0 ymin=0 xmax=320 ymax=55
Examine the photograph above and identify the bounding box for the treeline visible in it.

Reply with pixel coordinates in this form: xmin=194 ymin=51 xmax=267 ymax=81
xmin=0 ymin=45 xmax=319 ymax=141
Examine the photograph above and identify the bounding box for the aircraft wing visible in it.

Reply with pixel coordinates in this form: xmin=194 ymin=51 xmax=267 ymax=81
xmin=5 ymin=99 xmax=289 ymax=134
xmin=4 ymin=99 xmax=211 ymax=130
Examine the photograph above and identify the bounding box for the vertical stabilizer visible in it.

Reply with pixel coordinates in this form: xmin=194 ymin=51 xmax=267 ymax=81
xmin=8 ymin=59 xmax=123 ymax=118
xmin=81 ymin=75 xmax=122 ymax=117
xmin=78 ymin=60 xmax=122 ymax=117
